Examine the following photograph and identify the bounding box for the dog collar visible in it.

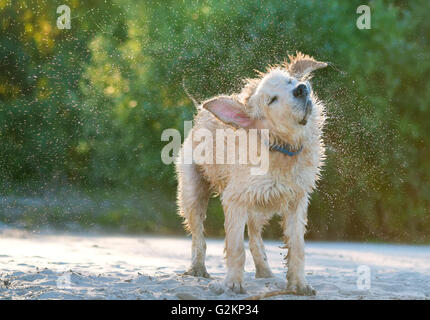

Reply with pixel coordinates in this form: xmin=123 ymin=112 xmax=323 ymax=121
xmin=267 ymin=142 xmax=303 ymax=157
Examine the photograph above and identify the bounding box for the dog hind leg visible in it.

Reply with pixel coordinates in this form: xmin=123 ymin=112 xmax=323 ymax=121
xmin=177 ymin=163 xmax=210 ymax=278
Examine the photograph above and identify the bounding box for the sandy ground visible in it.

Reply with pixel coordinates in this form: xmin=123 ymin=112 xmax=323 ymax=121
xmin=0 ymin=227 xmax=429 ymax=300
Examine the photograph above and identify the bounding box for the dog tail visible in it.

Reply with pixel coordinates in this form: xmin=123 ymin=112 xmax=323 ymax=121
xmin=182 ymin=77 xmax=201 ymax=109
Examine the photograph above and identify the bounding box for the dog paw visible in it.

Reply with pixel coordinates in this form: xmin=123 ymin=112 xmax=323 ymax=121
xmin=287 ymin=283 xmax=316 ymax=296
xmin=224 ymin=278 xmax=246 ymax=294
xmin=208 ymin=279 xmax=246 ymax=295
xmin=183 ymin=265 xmax=211 ymax=278
xmin=297 ymin=284 xmax=316 ymax=296
xmin=255 ymin=268 xmax=274 ymax=279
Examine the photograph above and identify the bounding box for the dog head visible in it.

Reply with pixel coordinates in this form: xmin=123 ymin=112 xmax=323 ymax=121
xmin=203 ymin=52 xmax=326 ymax=145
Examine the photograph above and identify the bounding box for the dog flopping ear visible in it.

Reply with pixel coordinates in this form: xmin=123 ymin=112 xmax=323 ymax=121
xmin=287 ymin=52 xmax=327 ymax=79
xmin=203 ymin=96 xmax=254 ymax=129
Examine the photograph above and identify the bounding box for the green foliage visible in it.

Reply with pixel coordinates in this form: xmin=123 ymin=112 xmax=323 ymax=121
xmin=0 ymin=0 xmax=429 ymax=242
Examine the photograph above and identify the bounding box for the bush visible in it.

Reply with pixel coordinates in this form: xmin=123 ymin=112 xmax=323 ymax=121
xmin=1 ymin=0 xmax=429 ymax=242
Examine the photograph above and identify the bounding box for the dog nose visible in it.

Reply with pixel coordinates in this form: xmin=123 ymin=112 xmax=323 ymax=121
xmin=293 ymin=84 xmax=308 ymax=98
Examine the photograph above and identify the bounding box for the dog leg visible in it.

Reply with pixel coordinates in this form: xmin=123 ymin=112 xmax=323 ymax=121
xmin=248 ymin=212 xmax=274 ymax=278
xmin=282 ymin=196 xmax=316 ymax=296
xmin=177 ymin=163 xmax=210 ymax=278
xmin=223 ymin=202 xmax=247 ymax=293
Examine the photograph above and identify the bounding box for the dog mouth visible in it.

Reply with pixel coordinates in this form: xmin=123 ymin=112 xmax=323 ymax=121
xmin=298 ymin=97 xmax=312 ymax=126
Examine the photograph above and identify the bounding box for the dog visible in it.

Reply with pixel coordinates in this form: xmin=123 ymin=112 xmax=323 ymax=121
xmin=176 ymin=52 xmax=327 ymax=295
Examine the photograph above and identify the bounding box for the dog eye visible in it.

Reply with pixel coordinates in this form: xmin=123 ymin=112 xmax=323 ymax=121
xmin=268 ymin=96 xmax=278 ymax=105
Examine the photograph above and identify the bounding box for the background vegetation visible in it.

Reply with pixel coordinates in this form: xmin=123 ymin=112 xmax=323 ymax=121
xmin=1 ymin=0 xmax=429 ymax=242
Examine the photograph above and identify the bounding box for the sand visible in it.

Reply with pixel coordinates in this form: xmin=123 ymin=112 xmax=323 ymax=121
xmin=0 ymin=227 xmax=429 ymax=300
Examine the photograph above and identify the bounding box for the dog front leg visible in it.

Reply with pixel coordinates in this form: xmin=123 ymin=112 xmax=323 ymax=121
xmin=223 ymin=202 xmax=247 ymax=294
xmin=248 ymin=212 xmax=274 ymax=278
xmin=282 ymin=196 xmax=316 ymax=296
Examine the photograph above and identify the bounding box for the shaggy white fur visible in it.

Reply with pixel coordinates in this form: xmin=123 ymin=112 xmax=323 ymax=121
xmin=176 ymin=52 xmax=327 ymax=295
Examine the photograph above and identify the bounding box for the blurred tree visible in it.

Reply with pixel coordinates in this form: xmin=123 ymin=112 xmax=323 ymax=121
xmin=0 ymin=0 xmax=429 ymax=242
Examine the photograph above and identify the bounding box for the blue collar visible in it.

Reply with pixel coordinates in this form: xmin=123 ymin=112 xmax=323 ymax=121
xmin=268 ymin=142 xmax=303 ymax=157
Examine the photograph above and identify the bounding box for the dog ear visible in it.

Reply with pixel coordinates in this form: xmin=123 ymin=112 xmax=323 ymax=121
xmin=287 ymin=52 xmax=327 ymax=78
xmin=203 ymin=96 xmax=254 ymax=129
